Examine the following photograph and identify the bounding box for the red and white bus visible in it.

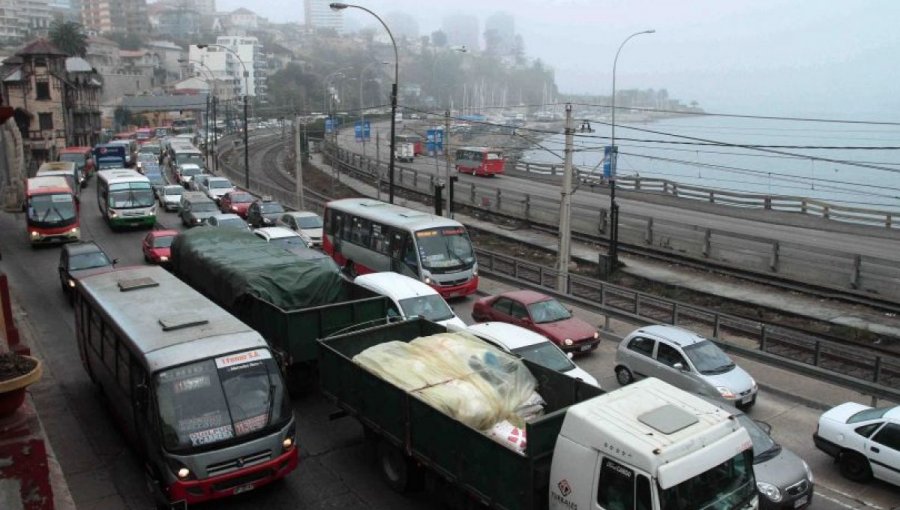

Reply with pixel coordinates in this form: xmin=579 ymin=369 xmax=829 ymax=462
xmin=323 ymin=198 xmax=479 ymax=298
xmin=25 ymin=176 xmax=80 ymax=245
xmin=455 ymin=146 xmax=505 ymax=176
xmin=135 ymin=127 xmax=154 ymax=143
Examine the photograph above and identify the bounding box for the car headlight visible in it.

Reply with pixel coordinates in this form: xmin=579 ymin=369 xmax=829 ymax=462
xmin=802 ymin=460 xmax=814 ymax=484
xmin=750 ymin=377 xmax=758 ymax=392
xmin=423 ymin=276 xmax=432 ymax=285
xmin=195 ymin=218 xmax=202 ymax=224
xmin=232 ymin=206 xmax=239 ymax=212
xmin=30 ymin=231 xmax=40 ymax=239
xmin=110 ymin=211 xmax=118 ymax=218
xmin=564 ymin=338 xmax=574 ymax=346
xmin=756 ymin=482 xmax=782 ymax=502
xmin=593 ymin=331 xmax=599 ymax=339
xmin=159 ymin=256 xmax=169 ymax=262
xmin=716 ymin=386 xmax=736 ymax=399
xmin=68 ymin=279 xmax=75 ymax=288
xmin=68 ymin=227 xmax=79 ymax=236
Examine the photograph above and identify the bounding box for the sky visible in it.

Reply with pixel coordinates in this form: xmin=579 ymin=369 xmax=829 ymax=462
xmin=213 ymin=0 xmax=900 ymax=120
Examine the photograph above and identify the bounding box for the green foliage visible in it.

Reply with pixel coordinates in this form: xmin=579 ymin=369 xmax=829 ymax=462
xmin=105 ymin=32 xmax=144 ymax=51
xmin=48 ymin=20 xmax=87 ymax=57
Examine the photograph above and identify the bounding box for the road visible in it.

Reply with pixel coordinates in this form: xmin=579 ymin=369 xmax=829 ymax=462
xmin=0 ymin=168 xmax=897 ymax=509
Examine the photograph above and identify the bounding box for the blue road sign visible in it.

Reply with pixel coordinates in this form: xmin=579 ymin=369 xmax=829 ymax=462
xmin=603 ymin=145 xmax=618 ymax=180
xmin=354 ymin=120 xmax=371 ymax=141
xmin=426 ymin=128 xmax=444 ymax=155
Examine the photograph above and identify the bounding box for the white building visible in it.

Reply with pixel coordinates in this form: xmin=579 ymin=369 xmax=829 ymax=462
xmin=0 ymin=0 xmax=26 ymax=42
xmin=304 ymin=0 xmax=342 ymax=33
xmin=189 ymin=36 xmax=266 ymax=100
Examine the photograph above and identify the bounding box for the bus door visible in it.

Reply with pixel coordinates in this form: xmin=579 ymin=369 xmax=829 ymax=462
xmin=395 ymin=232 xmax=419 ymax=279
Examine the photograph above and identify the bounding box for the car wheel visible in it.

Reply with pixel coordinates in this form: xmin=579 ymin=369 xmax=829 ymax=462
xmin=839 ymin=451 xmax=873 ymax=482
xmin=615 ymin=366 xmax=634 ymax=386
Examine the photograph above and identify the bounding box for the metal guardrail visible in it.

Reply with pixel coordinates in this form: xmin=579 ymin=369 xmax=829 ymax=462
xmin=476 ymin=247 xmax=900 ymax=404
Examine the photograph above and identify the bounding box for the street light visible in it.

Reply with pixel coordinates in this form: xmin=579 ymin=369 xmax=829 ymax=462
xmin=196 ymin=43 xmax=250 ymax=189
xmin=608 ymin=29 xmax=655 ymax=273
xmin=330 ymin=2 xmax=399 ymax=204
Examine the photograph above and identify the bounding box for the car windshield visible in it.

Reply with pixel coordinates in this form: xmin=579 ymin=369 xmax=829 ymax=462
xmin=848 ymin=407 xmax=892 ymax=424
xmin=659 ymin=450 xmax=756 ymax=510
xmin=270 ymin=236 xmax=305 ymax=249
xmin=213 ymin=218 xmax=246 ymax=229
xmin=69 ymin=251 xmax=111 ymax=270
xmin=27 ymin=194 xmax=76 ymax=226
xmin=526 ymin=298 xmax=572 ymax=323
xmin=260 ymin=203 xmax=284 ymax=214
xmin=181 ymin=167 xmax=201 ymax=177
xmin=735 ymin=414 xmax=780 ymax=462
xmin=210 ymin=180 xmax=231 ymax=189
xmin=154 ymin=349 xmax=290 ymax=453
xmin=296 ymin=215 xmax=323 ymax=229
xmin=229 ymin=193 xmax=253 ymax=203
xmin=415 ymin=227 xmax=476 ymax=272
xmin=683 ymin=340 xmax=735 ymax=375
xmin=152 ymin=235 xmax=176 ymax=248
xmin=109 ymin=182 xmax=155 ymax=208
xmin=165 ymin=187 xmax=183 ymax=196
xmin=399 ymin=295 xmax=455 ymax=322
xmin=512 ymin=342 xmax=576 ymax=372
xmin=192 ymin=202 xmax=218 ymax=213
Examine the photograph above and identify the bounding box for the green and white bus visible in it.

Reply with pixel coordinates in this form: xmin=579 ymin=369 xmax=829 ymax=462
xmin=97 ymin=169 xmax=157 ymax=229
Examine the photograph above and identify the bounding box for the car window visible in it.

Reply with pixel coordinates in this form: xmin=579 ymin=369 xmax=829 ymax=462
xmin=627 ymin=337 xmax=655 ymax=357
xmin=492 ymin=297 xmax=513 ymax=315
xmin=855 ymin=423 xmax=882 ymax=439
xmin=656 ymin=343 xmax=687 ymax=369
xmin=872 ymin=423 xmax=900 ymax=449
xmin=848 ymin=407 xmax=892 ymax=424
xmin=509 ymin=300 xmax=528 ymax=319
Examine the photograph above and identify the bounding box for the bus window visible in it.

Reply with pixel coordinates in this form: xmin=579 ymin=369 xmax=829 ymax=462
xmin=403 ymin=236 xmax=418 ymax=271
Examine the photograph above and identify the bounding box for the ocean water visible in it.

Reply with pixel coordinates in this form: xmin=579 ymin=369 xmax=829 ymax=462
xmin=520 ymin=114 xmax=900 ymax=212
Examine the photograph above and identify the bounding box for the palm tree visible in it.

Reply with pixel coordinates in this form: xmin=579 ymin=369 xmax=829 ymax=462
xmin=49 ymin=20 xmax=87 ymax=57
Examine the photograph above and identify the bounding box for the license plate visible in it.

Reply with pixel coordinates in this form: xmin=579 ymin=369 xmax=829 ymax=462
xmin=233 ymin=483 xmax=255 ymax=495
xmin=742 ymin=394 xmax=754 ymax=404
xmin=794 ymin=495 xmax=808 ymax=508
xmin=579 ymin=344 xmax=592 ymax=352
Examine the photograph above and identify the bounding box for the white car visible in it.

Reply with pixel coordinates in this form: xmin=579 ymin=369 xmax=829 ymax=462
xmin=813 ymin=402 xmax=900 ymax=487
xmin=277 ymin=211 xmax=323 ymax=247
xmin=465 ymin=322 xmax=599 ymax=387
xmin=353 ymin=272 xmax=466 ymax=331
xmin=203 ymin=176 xmax=235 ymax=203
xmin=158 ymin=185 xmax=183 ymax=211
xmin=253 ymin=226 xmax=311 ymax=252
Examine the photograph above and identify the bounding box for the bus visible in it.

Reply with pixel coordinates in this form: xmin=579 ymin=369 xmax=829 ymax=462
xmin=93 ymin=143 xmax=128 ymax=170
xmin=322 ymin=198 xmax=478 ymax=298
xmin=172 ymin=118 xmax=196 ymax=135
xmin=24 ymin=176 xmax=80 ymax=245
xmin=72 ymin=266 xmax=298 ymax=508
xmin=455 ymin=146 xmax=505 ymax=176
xmin=37 ymin=161 xmax=81 ymax=193
xmin=169 ymin=143 xmax=205 ymax=171
xmin=135 ymin=127 xmax=154 ymax=143
xmin=96 ymin=169 xmax=157 ymax=229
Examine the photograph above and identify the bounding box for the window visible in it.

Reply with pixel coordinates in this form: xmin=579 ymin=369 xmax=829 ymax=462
xmin=371 ymin=223 xmax=388 ymax=254
xmin=89 ymin=310 xmax=103 ymax=354
xmin=510 ymin=300 xmax=528 ymax=319
xmin=636 ymin=475 xmax=651 ymax=510
xmin=597 ymin=457 xmax=635 ymax=510
xmin=628 ymin=337 xmax=655 ymax=357
xmin=39 ymin=113 xmax=53 ymax=130
xmin=36 ymin=81 xmax=50 ymax=100
xmin=854 ymin=423 xmax=882 ymax=438
xmin=102 ymin=327 xmax=116 ymax=367
xmin=872 ymin=423 xmax=900 ymax=450
xmin=491 ymin=297 xmax=514 ymax=316
xmin=657 ymin=343 xmax=687 ymax=369
xmin=117 ymin=341 xmax=131 ymax=393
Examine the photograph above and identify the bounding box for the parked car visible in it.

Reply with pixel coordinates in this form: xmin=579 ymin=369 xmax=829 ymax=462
xmin=705 ymin=398 xmax=814 ymax=509
xmin=175 ymin=163 xmax=203 ymax=187
xmin=277 ymin=211 xmax=323 ymax=247
xmin=190 ymin=173 xmax=211 ymax=192
xmin=615 ymin=325 xmax=758 ymax=409
xmin=58 ymin=241 xmax=115 ymax=301
xmin=471 ymin=290 xmax=600 ymax=354
xmin=353 ymin=272 xmax=467 ymax=330
xmin=142 ymin=229 xmax=178 ymax=265
xmin=246 ymin=198 xmax=285 ymax=228
xmin=179 ymin=191 xmax=219 ymax=227
xmin=814 ymin=403 xmax=900 ymax=487
xmin=204 ymin=213 xmax=250 ymax=230
xmin=465 ymin=322 xmax=599 ymax=387
xmin=158 ymin=185 xmax=183 ymax=211
xmin=219 ymin=191 xmax=255 ymax=217
xmin=202 ymin=176 xmax=234 ymax=203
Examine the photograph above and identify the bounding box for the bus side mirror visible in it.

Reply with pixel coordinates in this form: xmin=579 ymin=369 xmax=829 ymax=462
xmin=135 ymin=384 xmax=149 ymax=409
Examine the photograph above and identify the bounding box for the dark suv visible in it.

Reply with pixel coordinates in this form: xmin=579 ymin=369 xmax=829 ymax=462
xmin=246 ymin=198 xmax=285 ymax=228
xmin=179 ymin=191 xmax=219 ymax=227
xmin=58 ymin=241 xmax=115 ymax=302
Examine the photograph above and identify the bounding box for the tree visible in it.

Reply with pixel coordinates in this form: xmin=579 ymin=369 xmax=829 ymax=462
xmin=49 ymin=20 xmax=87 ymax=57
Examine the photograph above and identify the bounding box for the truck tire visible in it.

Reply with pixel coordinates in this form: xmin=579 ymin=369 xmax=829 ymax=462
xmin=378 ymin=440 xmax=421 ymax=493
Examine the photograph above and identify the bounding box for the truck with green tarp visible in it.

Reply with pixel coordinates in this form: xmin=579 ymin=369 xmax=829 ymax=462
xmin=170 ymin=227 xmax=393 ymax=387
xmin=318 ymin=318 xmax=760 ymax=510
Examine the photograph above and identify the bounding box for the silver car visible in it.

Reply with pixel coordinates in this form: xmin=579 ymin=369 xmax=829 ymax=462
xmin=158 ymin=185 xmax=183 ymax=212
xmin=614 ymin=325 xmax=758 ymax=409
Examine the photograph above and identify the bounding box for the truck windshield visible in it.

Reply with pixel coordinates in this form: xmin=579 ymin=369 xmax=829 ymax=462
xmin=155 ymin=349 xmax=289 ymax=453
xmin=415 ymin=227 xmax=475 ymax=272
xmin=659 ymin=449 xmax=755 ymax=510
xmin=398 ymin=295 xmax=455 ymax=322
xmin=27 ymin=194 xmax=76 ymax=226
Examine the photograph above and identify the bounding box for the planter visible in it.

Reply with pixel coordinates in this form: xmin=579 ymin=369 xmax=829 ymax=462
xmin=0 ymin=354 xmax=42 ymax=419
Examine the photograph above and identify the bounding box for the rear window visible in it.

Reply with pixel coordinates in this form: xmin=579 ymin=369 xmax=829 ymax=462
xmin=848 ymin=407 xmax=892 ymax=424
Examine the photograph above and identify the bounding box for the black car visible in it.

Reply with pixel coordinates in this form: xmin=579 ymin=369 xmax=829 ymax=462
xmin=246 ymin=199 xmax=285 ymax=228
xmin=179 ymin=191 xmax=219 ymax=228
xmin=58 ymin=241 xmax=115 ymax=302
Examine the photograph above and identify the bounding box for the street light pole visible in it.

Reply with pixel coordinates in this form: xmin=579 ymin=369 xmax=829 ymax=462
xmin=330 ymin=2 xmax=399 ymax=204
xmin=196 ymin=43 xmax=250 ymax=189
xmin=609 ymin=29 xmax=654 ymax=273
xmin=181 ymin=58 xmax=218 ymax=171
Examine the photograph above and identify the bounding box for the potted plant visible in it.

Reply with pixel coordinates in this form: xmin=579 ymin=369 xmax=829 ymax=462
xmin=0 ymin=351 xmax=42 ymax=419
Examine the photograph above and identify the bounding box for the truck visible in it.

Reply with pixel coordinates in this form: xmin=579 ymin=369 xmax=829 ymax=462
xmin=169 ymin=228 xmax=393 ymax=388
xmin=319 ymin=318 xmax=760 ymax=510
xmin=394 ymin=141 xmax=415 ymax=162
xmin=92 ymin=143 xmax=128 ymax=170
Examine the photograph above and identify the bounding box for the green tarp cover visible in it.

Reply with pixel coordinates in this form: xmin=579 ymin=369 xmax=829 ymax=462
xmin=171 ymin=228 xmax=347 ymax=310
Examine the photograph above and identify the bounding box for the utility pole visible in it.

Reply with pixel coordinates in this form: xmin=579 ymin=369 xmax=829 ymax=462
xmin=556 ymin=103 xmax=574 ymax=293
xmin=211 ymin=96 xmax=218 ymax=174
xmin=375 ymin=130 xmax=381 ymax=201
xmin=205 ymin=94 xmax=210 ymax=169
xmin=444 ymin=110 xmax=452 ymax=218
xmin=295 ymin=115 xmax=304 ymax=210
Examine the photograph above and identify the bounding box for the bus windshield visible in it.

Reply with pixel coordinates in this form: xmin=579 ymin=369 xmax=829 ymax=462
xmin=415 ymin=227 xmax=475 ymax=272
xmin=176 ymin=154 xmax=204 ymax=166
xmin=59 ymin=153 xmax=87 ymax=167
xmin=154 ymin=349 xmax=289 ymax=452
xmin=109 ymin=182 xmax=155 ymax=208
xmin=27 ymin=193 xmax=76 ymax=226
xmin=659 ymin=450 xmax=756 ymax=510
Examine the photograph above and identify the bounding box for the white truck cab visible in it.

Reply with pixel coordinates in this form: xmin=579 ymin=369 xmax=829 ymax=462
xmin=354 ymin=272 xmax=467 ymax=331
xmin=550 ymin=378 xmax=758 ymax=510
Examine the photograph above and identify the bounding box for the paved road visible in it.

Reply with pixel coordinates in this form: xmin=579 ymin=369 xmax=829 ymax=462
xmin=1 ymin=166 xmax=897 ymax=509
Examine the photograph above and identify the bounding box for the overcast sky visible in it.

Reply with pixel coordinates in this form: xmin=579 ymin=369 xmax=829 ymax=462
xmin=214 ymin=0 xmax=900 ymax=120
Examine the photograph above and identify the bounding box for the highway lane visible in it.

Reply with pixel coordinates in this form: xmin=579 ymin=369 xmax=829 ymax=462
xmin=337 ymin=122 xmax=900 ymax=261
xmin=1 ymin=171 xmax=896 ymax=509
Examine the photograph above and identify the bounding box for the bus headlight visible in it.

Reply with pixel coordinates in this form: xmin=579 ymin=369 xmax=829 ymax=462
xmin=282 ymin=437 xmax=293 ymax=450
xmin=68 ymin=227 xmax=80 ymax=237
xmin=30 ymin=231 xmax=41 ymax=239
xmin=110 ymin=211 xmax=118 ymax=218
xmin=68 ymin=279 xmax=76 ymax=288
xmin=177 ymin=467 xmax=191 ymax=480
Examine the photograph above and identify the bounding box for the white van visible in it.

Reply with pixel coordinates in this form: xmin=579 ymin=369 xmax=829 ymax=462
xmin=354 ymin=272 xmax=467 ymax=331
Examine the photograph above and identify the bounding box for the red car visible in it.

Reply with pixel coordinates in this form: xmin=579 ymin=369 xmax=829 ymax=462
xmin=219 ymin=191 xmax=255 ymax=218
xmin=471 ymin=290 xmax=600 ymax=354
xmin=142 ymin=229 xmax=179 ymax=264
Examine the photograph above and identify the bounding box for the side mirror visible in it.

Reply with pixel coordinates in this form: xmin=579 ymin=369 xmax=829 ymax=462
xmin=673 ymin=362 xmax=686 ymax=371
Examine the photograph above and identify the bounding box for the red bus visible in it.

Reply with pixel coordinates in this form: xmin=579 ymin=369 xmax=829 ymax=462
xmin=455 ymin=146 xmax=505 ymax=176
xmin=323 ymin=198 xmax=479 ymax=298
xmin=135 ymin=128 xmax=154 ymax=143
xmin=25 ymin=176 xmax=80 ymax=245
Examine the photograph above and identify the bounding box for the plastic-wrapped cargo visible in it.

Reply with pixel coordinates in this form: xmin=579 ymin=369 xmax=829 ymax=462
xmin=170 ymin=227 xmax=345 ymax=310
xmin=353 ymin=331 xmax=538 ymax=430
